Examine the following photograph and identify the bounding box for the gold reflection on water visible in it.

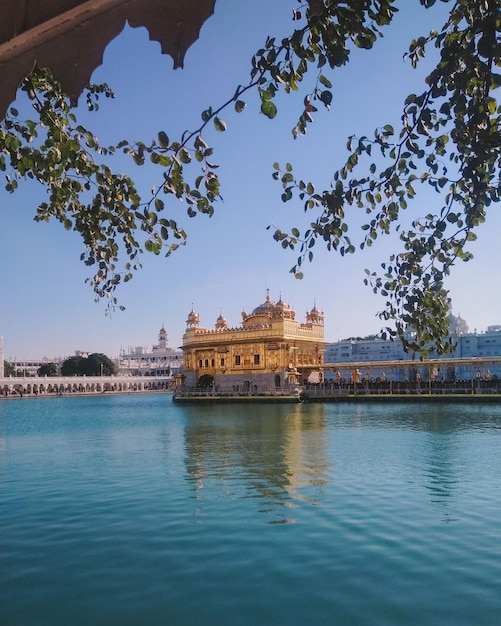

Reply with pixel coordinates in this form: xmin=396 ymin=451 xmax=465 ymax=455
xmin=183 ymin=403 xmax=328 ymax=520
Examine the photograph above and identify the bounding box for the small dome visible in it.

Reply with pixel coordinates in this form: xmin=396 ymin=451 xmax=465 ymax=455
xmin=186 ymin=307 xmax=200 ymax=328
xmin=252 ymin=291 xmax=275 ymax=316
xmin=215 ymin=312 xmax=227 ymax=330
xmin=273 ymin=293 xmax=295 ymax=320
xmin=307 ymin=302 xmax=324 ymax=324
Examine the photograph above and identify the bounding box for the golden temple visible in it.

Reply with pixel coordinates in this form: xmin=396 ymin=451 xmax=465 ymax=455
xmin=179 ymin=291 xmax=325 ymax=392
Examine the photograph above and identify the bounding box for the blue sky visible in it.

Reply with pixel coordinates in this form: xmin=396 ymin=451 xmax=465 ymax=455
xmin=2 ymin=1 xmax=500 ymax=360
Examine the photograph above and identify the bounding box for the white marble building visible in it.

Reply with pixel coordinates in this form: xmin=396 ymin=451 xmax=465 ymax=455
xmin=118 ymin=325 xmax=183 ymax=377
xmin=324 ymin=315 xmax=501 ymax=380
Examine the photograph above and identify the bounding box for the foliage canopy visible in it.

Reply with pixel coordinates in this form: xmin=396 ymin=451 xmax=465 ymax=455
xmin=3 ymin=361 xmax=15 ymax=377
xmin=60 ymin=353 xmax=116 ymax=377
xmin=37 ymin=362 xmax=58 ymax=377
xmin=1 ymin=0 xmax=500 ymax=354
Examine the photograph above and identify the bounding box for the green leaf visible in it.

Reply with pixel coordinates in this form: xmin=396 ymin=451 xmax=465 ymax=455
xmin=201 ymin=107 xmax=212 ymax=122
xmin=355 ymin=35 xmax=374 ymax=50
xmin=319 ymin=90 xmax=332 ymax=108
xmin=179 ymin=148 xmax=191 ymax=163
xmin=214 ymin=117 xmax=227 ymax=132
xmin=261 ymin=100 xmax=277 ymax=119
xmin=157 ymin=131 xmax=169 ymax=148
xmin=319 ymin=74 xmax=332 ymax=89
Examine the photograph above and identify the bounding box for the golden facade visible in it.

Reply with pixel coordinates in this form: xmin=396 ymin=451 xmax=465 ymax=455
xmin=181 ymin=291 xmax=325 ymax=391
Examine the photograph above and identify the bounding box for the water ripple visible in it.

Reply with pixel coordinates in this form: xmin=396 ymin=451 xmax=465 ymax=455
xmin=2 ymin=396 xmax=501 ymax=624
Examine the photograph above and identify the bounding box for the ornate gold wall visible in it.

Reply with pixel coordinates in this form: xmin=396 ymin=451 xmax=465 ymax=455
xmin=181 ymin=292 xmax=325 ymax=390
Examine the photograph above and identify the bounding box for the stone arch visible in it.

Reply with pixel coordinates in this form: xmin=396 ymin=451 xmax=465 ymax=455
xmin=198 ymin=374 xmax=214 ymax=388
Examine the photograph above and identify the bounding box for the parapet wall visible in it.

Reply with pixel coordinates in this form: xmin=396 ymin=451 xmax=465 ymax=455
xmin=0 ymin=375 xmax=172 ymax=397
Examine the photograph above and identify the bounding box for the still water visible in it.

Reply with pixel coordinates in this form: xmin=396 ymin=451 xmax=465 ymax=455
xmin=1 ymin=394 xmax=501 ymax=625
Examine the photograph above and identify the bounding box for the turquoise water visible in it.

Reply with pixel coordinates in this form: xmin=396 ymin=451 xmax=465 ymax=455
xmin=1 ymin=394 xmax=501 ymax=625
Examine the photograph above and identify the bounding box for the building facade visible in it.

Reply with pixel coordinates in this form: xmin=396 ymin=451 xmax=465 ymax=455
xmin=2 ymin=355 xmax=64 ymax=377
xmin=118 ymin=325 xmax=183 ymax=377
xmin=180 ymin=291 xmax=325 ymax=391
xmin=324 ymin=317 xmax=501 ymax=381
xmin=1 ymin=325 xmax=182 ymax=380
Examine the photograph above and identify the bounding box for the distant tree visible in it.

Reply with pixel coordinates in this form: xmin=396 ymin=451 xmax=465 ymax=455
xmin=1 ymin=1 xmax=500 ymax=354
xmin=342 ymin=335 xmax=380 ymax=342
xmin=60 ymin=353 xmax=115 ymax=376
xmin=83 ymin=353 xmax=116 ymax=376
xmin=37 ymin=362 xmax=58 ymax=376
xmin=60 ymin=355 xmax=85 ymax=376
xmin=3 ymin=361 xmax=15 ymax=376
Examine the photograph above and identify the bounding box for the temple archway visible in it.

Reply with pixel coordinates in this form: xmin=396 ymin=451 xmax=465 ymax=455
xmin=198 ymin=375 xmax=214 ymax=388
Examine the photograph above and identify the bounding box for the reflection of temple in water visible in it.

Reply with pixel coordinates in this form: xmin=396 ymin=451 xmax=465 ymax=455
xmin=183 ymin=404 xmax=328 ymax=517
